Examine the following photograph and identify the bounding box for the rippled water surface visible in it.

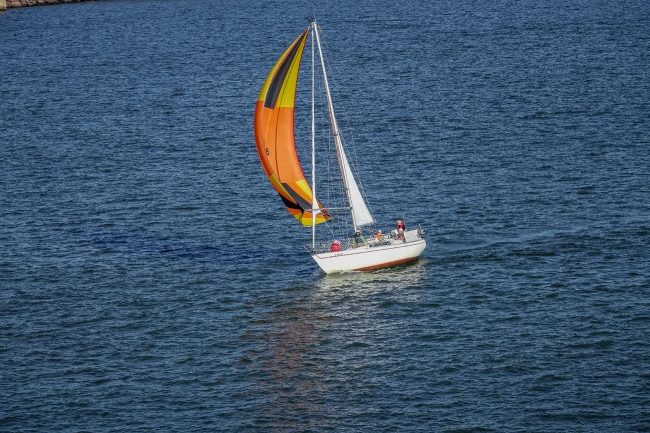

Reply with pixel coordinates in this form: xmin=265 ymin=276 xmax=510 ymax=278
xmin=1 ymin=0 xmax=649 ymax=431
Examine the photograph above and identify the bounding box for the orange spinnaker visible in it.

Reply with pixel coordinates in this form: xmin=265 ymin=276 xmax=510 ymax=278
xmin=254 ymin=28 xmax=331 ymax=226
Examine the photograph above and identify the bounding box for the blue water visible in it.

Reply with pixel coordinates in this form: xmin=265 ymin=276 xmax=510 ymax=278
xmin=1 ymin=0 xmax=649 ymax=431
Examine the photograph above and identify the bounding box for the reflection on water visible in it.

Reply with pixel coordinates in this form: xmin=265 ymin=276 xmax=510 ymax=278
xmin=240 ymin=301 xmax=330 ymax=428
xmin=314 ymin=259 xmax=429 ymax=294
xmin=238 ymin=260 xmax=429 ymax=427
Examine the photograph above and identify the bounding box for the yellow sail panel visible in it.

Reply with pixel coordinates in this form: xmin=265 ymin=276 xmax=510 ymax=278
xmin=254 ymin=28 xmax=331 ymax=227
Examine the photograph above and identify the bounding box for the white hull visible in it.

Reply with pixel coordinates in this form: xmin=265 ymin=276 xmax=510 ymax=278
xmin=312 ymin=238 xmax=426 ymax=274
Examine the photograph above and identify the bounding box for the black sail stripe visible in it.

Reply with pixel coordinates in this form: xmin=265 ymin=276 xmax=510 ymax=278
xmin=279 ymin=193 xmax=303 ymax=211
xmin=263 ymin=31 xmax=308 ymax=109
xmin=281 ymin=183 xmax=313 ymax=211
xmin=280 ymin=192 xmax=329 ymax=219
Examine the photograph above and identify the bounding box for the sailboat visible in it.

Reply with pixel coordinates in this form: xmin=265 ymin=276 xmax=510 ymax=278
xmin=254 ymin=19 xmax=426 ymax=273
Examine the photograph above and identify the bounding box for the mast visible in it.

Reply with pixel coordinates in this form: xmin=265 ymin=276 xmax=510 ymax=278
xmin=313 ymin=20 xmax=359 ymax=232
xmin=311 ymin=24 xmax=316 ymax=250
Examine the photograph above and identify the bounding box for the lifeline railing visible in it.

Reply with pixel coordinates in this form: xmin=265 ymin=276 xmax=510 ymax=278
xmin=306 ymin=226 xmax=425 ymax=254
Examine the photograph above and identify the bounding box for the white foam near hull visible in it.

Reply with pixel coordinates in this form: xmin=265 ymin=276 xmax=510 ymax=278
xmin=312 ymin=238 xmax=426 ymax=274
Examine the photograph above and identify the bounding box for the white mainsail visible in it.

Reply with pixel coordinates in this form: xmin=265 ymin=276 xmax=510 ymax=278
xmin=337 ymin=144 xmax=374 ymax=227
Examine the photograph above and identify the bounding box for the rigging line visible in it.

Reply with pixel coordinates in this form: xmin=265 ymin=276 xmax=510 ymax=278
xmin=319 ymin=77 xmax=337 ymax=236
xmin=319 ymin=32 xmax=376 ymax=222
xmin=314 ymin=68 xmax=332 ymax=212
xmin=323 ymin=101 xmax=349 ymax=237
xmin=323 ymin=122 xmax=348 ymax=237
xmin=323 ymin=51 xmax=374 ymax=219
xmin=318 ymin=41 xmax=385 ymax=219
xmin=323 ymin=219 xmax=335 ymax=239
xmin=335 ymin=81 xmax=383 ymax=215
xmin=315 ymin=62 xmax=347 ymax=240
xmin=314 ymin=25 xmax=360 ymax=232
xmin=313 ymin=37 xmax=354 ymax=239
xmin=312 ymin=31 xmax=350 ymax=235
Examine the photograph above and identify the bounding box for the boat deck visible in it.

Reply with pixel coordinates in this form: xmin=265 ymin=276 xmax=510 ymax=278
xmin=309 ymin=228 xmax=423 ymax=254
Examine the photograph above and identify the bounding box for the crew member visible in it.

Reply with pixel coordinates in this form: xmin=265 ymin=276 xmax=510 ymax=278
xmin=353 ymin=230 xmax=365 ymax=247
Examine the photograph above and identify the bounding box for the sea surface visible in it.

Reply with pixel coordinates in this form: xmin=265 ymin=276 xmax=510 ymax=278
xmin=1 ymin=0 xmax=649 ymax=431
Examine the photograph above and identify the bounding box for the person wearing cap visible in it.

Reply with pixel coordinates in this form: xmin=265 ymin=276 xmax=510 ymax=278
xmin=397 ymin=220 xmax=406 ymax=231
xmin=353 ymin=230 xmax=365 ymax=247
xmin=375 ymin=230 xmax=382 ymax=239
